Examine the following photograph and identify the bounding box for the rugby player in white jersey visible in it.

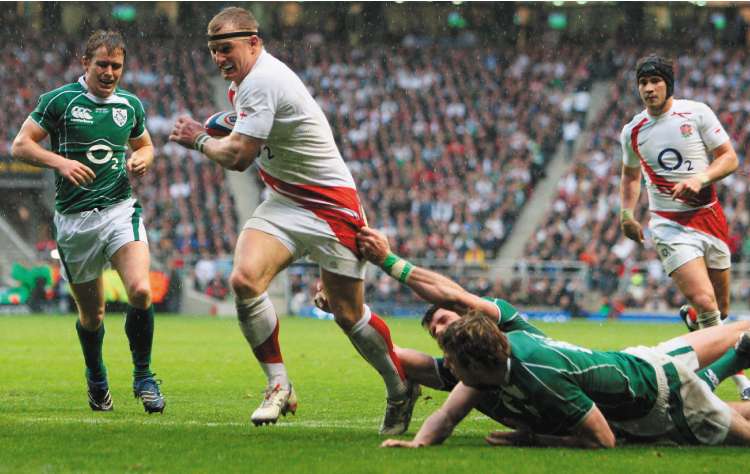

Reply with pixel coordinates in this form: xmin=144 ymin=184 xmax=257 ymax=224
xmin=169 ymin=7 xmax=417 ymax=433
xmin=619 ymin=54 xmax=750 ymax=399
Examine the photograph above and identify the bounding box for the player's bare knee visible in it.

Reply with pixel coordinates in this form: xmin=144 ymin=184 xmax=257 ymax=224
xmin=230 ymin=270 xmax=267 ymax=298
xmin=127 ymin=282 xmax=152 ymax=308
xmin=79 ymin=309 xmax=104 ymax=330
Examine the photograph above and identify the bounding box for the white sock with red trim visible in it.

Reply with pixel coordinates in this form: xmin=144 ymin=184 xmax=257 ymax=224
xmin=348 ymin=305 xmax=407 ymax=400
xmin=236 ymin=293 xmax=289 ymax=388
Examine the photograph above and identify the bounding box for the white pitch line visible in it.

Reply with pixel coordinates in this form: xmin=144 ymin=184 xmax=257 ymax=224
xmin=14 ymin=416 xmax=387 ymax=430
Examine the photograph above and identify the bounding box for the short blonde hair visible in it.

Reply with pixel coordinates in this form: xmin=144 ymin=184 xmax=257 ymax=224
xmin=207 ymin=7 xmax=259 ymax=34
xmin=84 ymin=30 xmax=126 ymax=60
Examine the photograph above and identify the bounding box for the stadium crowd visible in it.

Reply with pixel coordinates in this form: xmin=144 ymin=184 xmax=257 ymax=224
xmin=7 ymin=8 xmax=748 ymax=313
xmin=1 ymin=10 xmax=596 ymax=303
xmin=286 ymin=42 xmax=592 ymax=264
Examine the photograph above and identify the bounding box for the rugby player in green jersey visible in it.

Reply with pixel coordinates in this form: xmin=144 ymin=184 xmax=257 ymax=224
xmin=351 ymin=227 xmax=750 ymax=447
xmin=11 ymin=30 xmax=165 ymax=413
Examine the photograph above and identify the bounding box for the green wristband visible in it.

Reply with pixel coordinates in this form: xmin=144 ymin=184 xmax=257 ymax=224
xmin=399 ymin=262 xmax=414 ymax=283
xmin=382 ymin=253 xmax=400 ymax=273
xmin=381 ymin=253 xmax=414 ymax=283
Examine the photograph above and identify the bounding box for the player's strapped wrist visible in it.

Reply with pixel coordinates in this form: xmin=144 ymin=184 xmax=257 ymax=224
xmin=620 ymin=208 xmax=635 ymax=223
xmin=193 ymin=133 xmax=211 ymax=153
xmin=381 ymin=253 xmax=414 ymax=283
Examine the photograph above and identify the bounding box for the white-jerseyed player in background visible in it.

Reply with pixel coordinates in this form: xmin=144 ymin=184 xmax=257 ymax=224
xmin=619 ymin=54 xmax=750 ymax=399
xmin=169 ymin=7 xmax=418 ymax=434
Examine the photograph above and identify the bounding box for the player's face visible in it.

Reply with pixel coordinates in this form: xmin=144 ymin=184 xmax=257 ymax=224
xmin=444 ymin=355 xmax=501 ymax=390
xmin=208 ymin=35 xmax=260 ymax=83
xmin=638 ymin=75 xmax=668 ymax=112
xmin=82 ymin=46 xmax=124 ymax=98
xmin=427 ymin=309 xmax=461 ymax=339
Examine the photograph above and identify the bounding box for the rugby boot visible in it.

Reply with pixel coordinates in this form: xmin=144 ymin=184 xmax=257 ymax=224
xmin=87 ymin=377 xmax=113 ymax=412
xmin=379 ymin=381 xmax=421 ymax=436
xmin=133 ymin=374 xmax=166 ymax=414
xmin=251 ymin=383 xmax=298 ymax=426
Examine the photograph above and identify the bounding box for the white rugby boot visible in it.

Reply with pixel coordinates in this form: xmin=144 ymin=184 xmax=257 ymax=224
xmin=251 ymin=383 xmax=298 ymax=426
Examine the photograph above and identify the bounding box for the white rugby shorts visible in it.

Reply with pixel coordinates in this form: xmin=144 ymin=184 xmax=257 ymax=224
xmin=649 ymin=212 xmax=730 ymax=275
xmin=54 ymin=198 xmax=147 ymax=283
xmin=616 ymin=342 xmax=732 ymax=445
xmin=244 ymin=193 xmax=367 ymax=279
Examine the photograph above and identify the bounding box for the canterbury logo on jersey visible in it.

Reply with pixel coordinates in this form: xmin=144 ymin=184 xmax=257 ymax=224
xmin=71 ymin=106 xmax=94 ymax=122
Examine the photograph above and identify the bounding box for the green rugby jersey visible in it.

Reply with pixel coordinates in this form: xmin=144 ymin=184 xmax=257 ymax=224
xmin=29 ymin=76 xmax=146 ymax=214
xmin=497 ymin=331 xmax=659 ymax=435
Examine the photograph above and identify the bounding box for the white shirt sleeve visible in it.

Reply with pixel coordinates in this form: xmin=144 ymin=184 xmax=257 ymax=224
xmin=696 ymin=103 xmax=730 ymax=151
xmin=233 ymin=75 xmax=278 ymax=140
xmin=620 ymin=124 xmax=640 ymax=167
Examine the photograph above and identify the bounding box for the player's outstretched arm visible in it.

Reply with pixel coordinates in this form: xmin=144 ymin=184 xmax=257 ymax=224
xmin=127 ymin=130 xmax=155 ymax=177
xmin=381 ymin=382 xmax=480 ymax=448
xmin=11 ymin=118 xmax=95 ymax=187
xmin=619 ymin=164 xmax=644 ymax=244
xmin=168 ymin=115 xmax=263 ymax=171
xmin=357 ymin=227 xmax=498 ymax=317
xmin=486 ymin=405 xmax=615 ymax=449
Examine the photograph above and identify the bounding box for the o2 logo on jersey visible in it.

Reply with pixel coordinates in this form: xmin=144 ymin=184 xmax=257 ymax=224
xmin=86 ymin=144 xmax=119 ymax=169
xmin=657 ymin=148 xmax=694 ymax=172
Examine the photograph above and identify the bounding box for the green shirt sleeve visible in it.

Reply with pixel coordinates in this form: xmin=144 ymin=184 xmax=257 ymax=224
xmin=130 ymin=97 xmax=146 ymax=139
xmin=484 ymin=297 xmax=545 ymax=336
xmin=29 ymin=91 xmax=63 ymax=135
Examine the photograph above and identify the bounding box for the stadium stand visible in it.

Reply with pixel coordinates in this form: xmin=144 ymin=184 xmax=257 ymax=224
xmin=4 ymin=4 xmax=748 ymax=314
xmin=1 ymin=10 xmax=594 ymax=303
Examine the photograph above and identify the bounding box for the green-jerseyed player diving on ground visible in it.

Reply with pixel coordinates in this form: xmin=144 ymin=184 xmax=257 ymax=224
xmin=318 ymin=226 xmax=750 ymax=448
xmin=11 ymin=29 xmax=165 ymax=413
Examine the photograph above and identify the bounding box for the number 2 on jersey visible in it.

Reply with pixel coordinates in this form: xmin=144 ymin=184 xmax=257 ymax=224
xmin=257 ymin=145 xmax=274 ymax=160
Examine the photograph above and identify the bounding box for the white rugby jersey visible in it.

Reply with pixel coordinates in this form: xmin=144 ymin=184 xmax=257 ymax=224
xmin=621 ymin=99 xmax=730 ymax=212
xmin=228 ymin=49 xmax=362 ymax=220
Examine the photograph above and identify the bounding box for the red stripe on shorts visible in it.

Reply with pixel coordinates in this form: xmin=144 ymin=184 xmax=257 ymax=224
xmin=653 ymin=201 xmax=730 ymax=246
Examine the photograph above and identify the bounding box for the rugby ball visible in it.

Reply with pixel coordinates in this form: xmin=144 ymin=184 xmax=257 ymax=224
xmin=204 ymin=111 xmax=236 ymax=137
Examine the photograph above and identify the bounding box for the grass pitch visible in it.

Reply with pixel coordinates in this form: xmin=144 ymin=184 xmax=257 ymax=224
xmin=0 ymin=315 xmax=746 ymax=473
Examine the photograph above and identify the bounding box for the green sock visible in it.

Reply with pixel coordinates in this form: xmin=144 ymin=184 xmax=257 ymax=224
xmin=697 ymin=347 xmax=749 ymax=391
xmin=125 ymin=305 xmax=155 ymax=380
xmin=76 ymin=320 xmax=107 ymax=382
